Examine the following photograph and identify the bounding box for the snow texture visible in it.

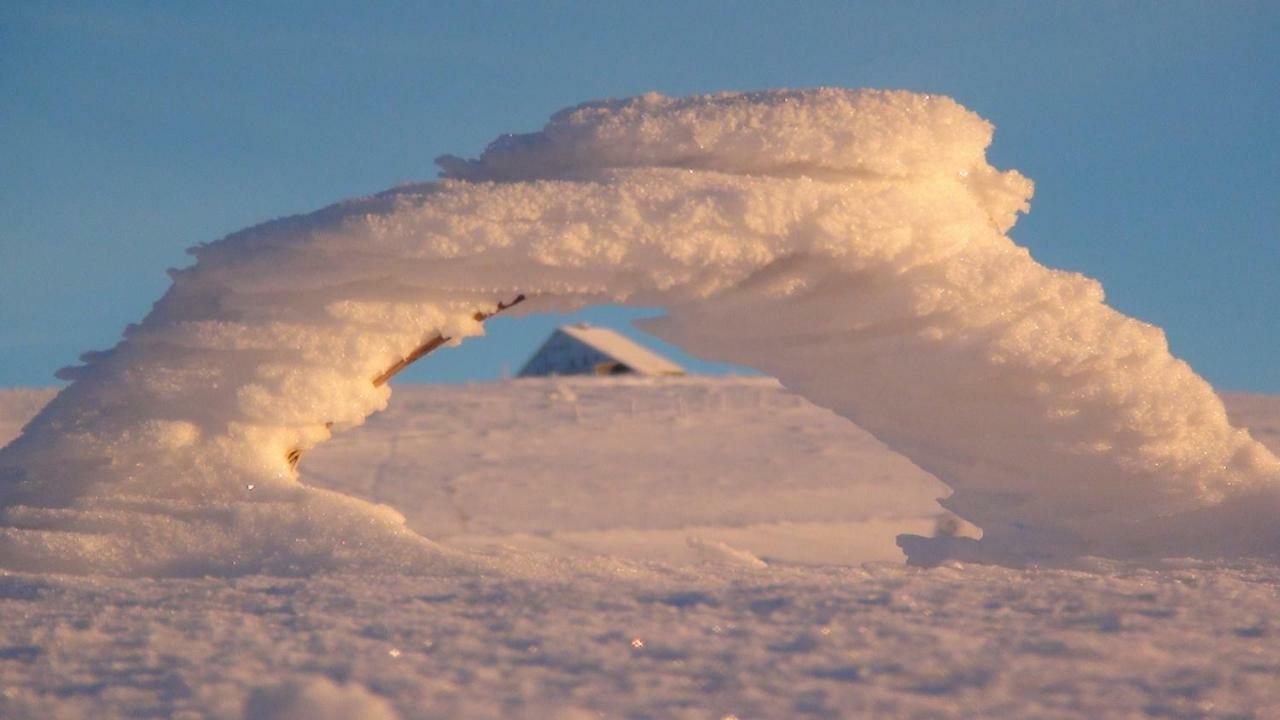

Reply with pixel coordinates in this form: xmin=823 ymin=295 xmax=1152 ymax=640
xmin=1 ymin=384 xmax=1279 ymax=719
xmin=1 ymin=89 xmax=1278 ymax=576
xmin=296 ymin=378 xmax=951 ymax=566
xmin=6 ymin=557 xmax=1280 ymax=719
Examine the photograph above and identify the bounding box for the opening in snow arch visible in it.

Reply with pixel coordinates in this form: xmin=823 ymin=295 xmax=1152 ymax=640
xmin=2 ymin=88 xmax=1279 ymax=576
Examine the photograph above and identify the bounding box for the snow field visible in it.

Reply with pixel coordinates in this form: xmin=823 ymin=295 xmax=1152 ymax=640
xmin=299 ymin=378 xmax=949 ymax=566
xmin=2 ymin=557 xmax=1279 ymax=718
xmin=2 ymin=383 xmax=1280 ymax=717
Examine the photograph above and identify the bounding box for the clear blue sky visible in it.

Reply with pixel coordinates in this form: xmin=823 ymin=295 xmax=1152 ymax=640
xmin=2 ymin=2 xmax=1277 ymax=390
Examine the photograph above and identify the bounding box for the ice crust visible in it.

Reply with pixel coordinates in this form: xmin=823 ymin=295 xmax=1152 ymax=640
xmin=1 ymin=88 xmax=1277 ymax=575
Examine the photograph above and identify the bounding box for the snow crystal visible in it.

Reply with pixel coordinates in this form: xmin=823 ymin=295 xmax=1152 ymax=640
xmin=1 ymin=88 xmax=1277 ymax=576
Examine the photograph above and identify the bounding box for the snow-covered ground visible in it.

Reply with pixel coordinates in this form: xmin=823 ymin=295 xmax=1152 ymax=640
xmin=300 ymin=377 xmax=949 ymax=566
xmin=14 ymin=90 xmax=1274 ymax=576
xmin=2 ymin=378 xmax=1279 ymax=719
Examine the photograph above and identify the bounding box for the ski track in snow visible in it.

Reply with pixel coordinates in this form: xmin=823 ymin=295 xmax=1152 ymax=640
xmin=2 ymin=381 xmax=1280 ymax=719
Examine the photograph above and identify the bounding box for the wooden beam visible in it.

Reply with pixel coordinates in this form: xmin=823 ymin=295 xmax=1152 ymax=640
xmin=287 ymin=294 xmax=526 ymax=470
xmin=372 ymin=294 xmax=526 ymax=386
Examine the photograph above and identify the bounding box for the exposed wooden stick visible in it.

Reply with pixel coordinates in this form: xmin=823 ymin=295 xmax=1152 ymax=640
xmin=286 ymin=294 xmax=526 ymax=470
xmin=371 ymin=335 xmax=450 ymax=388
xmin=374 ymin=293 xmax=526 ymax=386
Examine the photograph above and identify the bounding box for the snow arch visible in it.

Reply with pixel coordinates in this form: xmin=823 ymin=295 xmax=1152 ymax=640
xmin=2 ymin=89 xmax=1278 ymax=576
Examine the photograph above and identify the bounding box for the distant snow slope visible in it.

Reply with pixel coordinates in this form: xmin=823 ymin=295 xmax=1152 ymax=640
xmin=2 ymin=378 xmax=950 ymax=566
xmin=4 ymin=381 xmax=1279 ymax=567
xmin=300 ymin=377 xmax=949 ymax=565
xmin=1221 ymin=393 xmax=1280 ymax=456
xmin=0 ymin=389 xmax=55 ymax=451
xmin=2 ymin=382 xmax=1279 ymax=719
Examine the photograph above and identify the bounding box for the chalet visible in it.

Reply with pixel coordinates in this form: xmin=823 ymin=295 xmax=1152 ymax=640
xmin=518 ymin=324 xmax=686 ymax=377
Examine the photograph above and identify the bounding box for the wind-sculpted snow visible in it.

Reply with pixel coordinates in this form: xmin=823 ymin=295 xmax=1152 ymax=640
xmin=1 ymin=88 xmax=1277 ymax=576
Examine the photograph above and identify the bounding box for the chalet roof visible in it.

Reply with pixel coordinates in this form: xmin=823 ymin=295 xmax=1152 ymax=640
xmin=548 ymin=324 xmax=685 ymax=375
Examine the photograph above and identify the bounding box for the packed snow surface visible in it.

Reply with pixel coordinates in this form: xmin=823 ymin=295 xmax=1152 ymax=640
xmin=1 ymin=383 xmax=1280 ymax=719
xmin=298 ymin=378 xmax=952 ymax=566
xmin=2 ymin=88 xmax=1278 ymax=576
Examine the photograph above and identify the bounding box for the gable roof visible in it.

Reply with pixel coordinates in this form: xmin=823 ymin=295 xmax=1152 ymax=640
xmin=519 ymin=324 xmax=685 ymax=377
xmin=557 ymin=324 xmax=685 ymax=375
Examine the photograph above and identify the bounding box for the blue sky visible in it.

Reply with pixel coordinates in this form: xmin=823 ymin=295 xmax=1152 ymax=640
xmin=2 ymin=2 xmax=1277 ymax=390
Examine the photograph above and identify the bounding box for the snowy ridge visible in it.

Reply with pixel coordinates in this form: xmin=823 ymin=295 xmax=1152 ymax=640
xmin=1 ymin=88 xmax=1277 ymax=575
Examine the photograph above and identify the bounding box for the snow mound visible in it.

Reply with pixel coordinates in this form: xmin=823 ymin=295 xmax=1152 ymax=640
xmin=244 ymin=678 xmax=399 ymax=720
xmin=2 ymin=88 xmax=1277 ymax=575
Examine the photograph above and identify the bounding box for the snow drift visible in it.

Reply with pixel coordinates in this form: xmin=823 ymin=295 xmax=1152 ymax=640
xmin=1 ymin=88 xmax=1277 ymax=575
